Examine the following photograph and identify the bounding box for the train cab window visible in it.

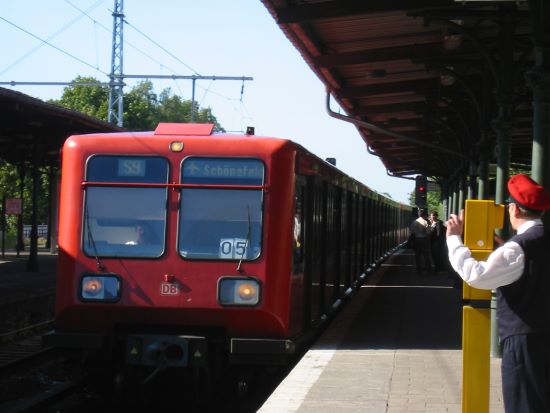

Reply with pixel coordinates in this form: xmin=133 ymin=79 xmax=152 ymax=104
xmin=178 ymin=157 xmax=264 ymax=260
xmin=83 ymin=156 xmax=169 ymax=258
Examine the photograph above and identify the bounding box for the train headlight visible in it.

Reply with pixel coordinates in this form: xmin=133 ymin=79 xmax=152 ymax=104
xmin=80 ymin=274 xmax=121 ymax=302
xmin=218 ymin=277 xmax=260 ymax=306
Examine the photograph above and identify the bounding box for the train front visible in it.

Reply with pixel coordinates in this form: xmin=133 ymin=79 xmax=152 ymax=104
xmin=47 ymin=123 xmax=297 ymax=372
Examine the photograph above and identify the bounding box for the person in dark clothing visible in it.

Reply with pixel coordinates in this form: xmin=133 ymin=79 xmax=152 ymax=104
xmin=410 ymin=208 xmax=433 ymax=274
xmin=429 ymin=211 xmax=447 ymax=271
xmin=446 ymin=173 xmax=550 ymax=413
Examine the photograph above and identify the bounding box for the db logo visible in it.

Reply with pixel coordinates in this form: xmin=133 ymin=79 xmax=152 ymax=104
xmin=160 ymin=283 xmax=179 ymax=295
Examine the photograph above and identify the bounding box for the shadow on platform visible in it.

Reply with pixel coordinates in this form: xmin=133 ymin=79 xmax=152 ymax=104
xmin=339 ymin=249 xmax=462 ymax=350
xmin=0 ymin=248 xmax=58 ymax=275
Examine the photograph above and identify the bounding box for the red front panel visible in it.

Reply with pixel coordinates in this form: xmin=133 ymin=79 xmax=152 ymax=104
xmin=55 ymin=132 xmax=297 ymax=339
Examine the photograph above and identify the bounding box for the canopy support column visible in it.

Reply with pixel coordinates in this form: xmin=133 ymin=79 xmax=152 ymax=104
xmin=527 ymin=0 xmax=550 ymax=189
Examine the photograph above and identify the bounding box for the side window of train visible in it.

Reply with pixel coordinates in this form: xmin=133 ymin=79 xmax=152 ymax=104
xmin=292 ymin=176 xmax=306 ymax=275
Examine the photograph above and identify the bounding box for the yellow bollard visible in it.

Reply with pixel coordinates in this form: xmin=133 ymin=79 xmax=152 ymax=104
xmin=461 ymin=200 xmax=504 ymax=413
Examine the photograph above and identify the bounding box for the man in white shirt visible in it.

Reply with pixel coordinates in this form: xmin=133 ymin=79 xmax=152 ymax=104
xmin=446 ymin=174 xmax=550 ymax=413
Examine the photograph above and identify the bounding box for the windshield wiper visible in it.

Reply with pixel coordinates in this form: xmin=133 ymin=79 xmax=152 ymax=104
xmin=85 ymin=208 xmax=107 ymax=272
xmin=236 ymin=205 xmax=251 ymax=272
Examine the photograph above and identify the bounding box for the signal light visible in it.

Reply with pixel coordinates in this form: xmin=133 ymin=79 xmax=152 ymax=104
xmin=415 ymin=176 xmax=428 ymax=208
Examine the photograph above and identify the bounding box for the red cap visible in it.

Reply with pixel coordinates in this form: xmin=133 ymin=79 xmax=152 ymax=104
xmin=507 ymin=174 xmax=550 ymax=211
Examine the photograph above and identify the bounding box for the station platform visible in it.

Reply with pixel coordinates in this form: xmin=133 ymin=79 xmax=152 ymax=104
xmin=0 ymin=250 xmax=56 ymax=334
xmin=259 ymin=248 xmax=504 ymax=413
xmin=0 ymin=249 xmax=56 ymax=304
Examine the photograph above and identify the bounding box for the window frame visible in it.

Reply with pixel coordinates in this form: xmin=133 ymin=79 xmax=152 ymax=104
xmin=177 ymin=156 xmax=266 ymax=262
xmin=81 ymin=154 xmax=170 ymax=260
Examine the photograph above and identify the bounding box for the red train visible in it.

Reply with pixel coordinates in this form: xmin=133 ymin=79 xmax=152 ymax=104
xmin=47 ymin=123 xmax=409 ymax=387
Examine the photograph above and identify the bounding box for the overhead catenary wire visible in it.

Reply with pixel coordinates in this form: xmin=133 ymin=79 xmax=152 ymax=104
xmin=123 ymin=18 xmax=201 ymax=76
xmin=1 ymin=3 xmax=253 ymax=131
xmin=65 ymin=0 xmax=183 ymax=77
xmin=0 ymin=15 xmax=109 ymax=76
xmin=0 ymin=0 xmax=107 ymax=76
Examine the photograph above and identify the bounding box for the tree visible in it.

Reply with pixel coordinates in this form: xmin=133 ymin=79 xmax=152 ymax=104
xmin=408 ymin=185 xmax=443 ymax=216
xmin=50 ymin=77 xmax=224 ymax=131
xmin=0 ymin=160 xmax=52 ymax=248
xmin=49 ymin=76 xmax=109 ymax=121
xmin=157 ymin=87 xmax=224 ymax=131
xmin=123 ymin=81 xmax=159 ymax=130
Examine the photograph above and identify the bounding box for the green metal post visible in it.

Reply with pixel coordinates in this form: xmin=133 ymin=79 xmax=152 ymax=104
xmin=468 ymin=160 xmax=477 ymax=201
xmin=453 ymin=180 xmax=460 ymax=215
xmin=527 ymin=0 xmax=550 ymax=190
xmin=458 ymin=176 xmax=466 ymax=212
xmin=487 ymin=13 xmax=518 ymax=359
xmin=478 ymin=150 xmax=489 ymax=200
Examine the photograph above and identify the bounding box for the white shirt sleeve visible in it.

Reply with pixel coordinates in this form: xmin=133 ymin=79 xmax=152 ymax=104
xmin=446 ymin=235 xmax=524 ymax=290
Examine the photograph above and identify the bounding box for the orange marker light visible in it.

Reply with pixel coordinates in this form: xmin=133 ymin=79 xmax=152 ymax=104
xmin=83 ymin=278 xmax=103 ymax=296
xmin=237 ymin=283 xmax=257 ymax=301
xmin=218 ymin=277 xmax=260 ymax=306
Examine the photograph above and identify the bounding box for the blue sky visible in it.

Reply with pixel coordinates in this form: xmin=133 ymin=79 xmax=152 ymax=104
xmin=1 ymin=0 xmax=413 ymax=203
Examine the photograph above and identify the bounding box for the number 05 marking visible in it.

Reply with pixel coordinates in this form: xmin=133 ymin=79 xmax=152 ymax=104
xmin=219 ymin=238 xmax=247 ymax=259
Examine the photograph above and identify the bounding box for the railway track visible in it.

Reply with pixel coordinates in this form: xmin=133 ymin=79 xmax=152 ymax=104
xmin=0 ymin=323 xmax=83 ymax=413
xmin=0 ymin=320 xmax=54 ymax=370
xmin=0 ymin=330 xmax=282 ymax=413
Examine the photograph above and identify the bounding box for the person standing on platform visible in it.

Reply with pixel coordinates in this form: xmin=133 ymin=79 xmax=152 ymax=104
xmin=429 ymin=211 xmax=447 ymax=271
xmin=410 ymin=208 xmax=433 ymax=274
xmin=446 ymin=173 xmax=550 ymax=413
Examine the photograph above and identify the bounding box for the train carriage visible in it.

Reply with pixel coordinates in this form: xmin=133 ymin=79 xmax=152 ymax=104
xmin=46 ymin=122 xmax=410 ymax=381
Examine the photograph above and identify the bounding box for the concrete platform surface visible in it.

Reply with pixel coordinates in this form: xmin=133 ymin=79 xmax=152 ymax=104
xmin=259 ymin=249 xmax=504 ymax=413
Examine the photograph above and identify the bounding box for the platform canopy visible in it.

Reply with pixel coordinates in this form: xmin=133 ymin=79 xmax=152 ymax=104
xmin=0 ymin=87 xmax=120 ymax=167
xmin=261 ymin=0 xmax=537 ymax=179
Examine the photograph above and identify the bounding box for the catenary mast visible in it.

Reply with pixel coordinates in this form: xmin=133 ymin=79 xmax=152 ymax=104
xmin=108 ymin=0 xmax=124 ymax=126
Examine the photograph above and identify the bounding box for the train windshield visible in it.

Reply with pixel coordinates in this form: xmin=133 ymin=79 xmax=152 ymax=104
xmin=83 ymin=156 xmax=169 ymax=258
xmin=178 ymin=157 xmax=264 ymax=260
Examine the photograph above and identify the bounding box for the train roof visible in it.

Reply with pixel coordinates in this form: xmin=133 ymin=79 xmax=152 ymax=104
xmin=66 ymin=123 xmax=409 ymax=209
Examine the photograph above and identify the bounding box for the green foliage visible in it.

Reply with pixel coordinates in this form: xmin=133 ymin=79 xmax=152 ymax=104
xmin=123 ymin=81 xmax=159 ymax=130
xmin=50 ymin=77 xmax=224 ymax=131
xmin=408 ymin=185 xmax=443 ymax=215
xmin=0 ymin=160 xmax=53 ymax=247
xmin=48 ymin=76 xmax=109 ymax=120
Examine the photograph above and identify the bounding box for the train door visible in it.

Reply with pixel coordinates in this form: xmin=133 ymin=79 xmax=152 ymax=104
xmin=353 ymin=194 xmax=363 ymax=280
xmin=358 ymin=195 xmax=365 ymax=277
xmin=369 ymin=197 xmax=378 ymax=264
xmin=382 ymin=203 xmax=388 ymax=254
xmin=324 ymin=184 xmax=337 ymax=312
xmin=345 ymin=191 xmax=355 ymax=289
xmin=302 ymin=175 xmax=314 ymax=329
xmin=309 ymin=177 xmax=324 ymax=324
xmin=291 ymin=176 xmax=307 ymax=333
xmin=318 ymin=181 xmax=328 ymax=318
xmin=365 ymin=196 xmax=372 ymax=267
xmin=374 ymin=199 xmax=382 ymax=261
xmin=348 ymin=192 xmax=357 ymax=285
xmin=340 ymin=190 xmax=350 ymax=292
xmin=332 ymin=187 xmax=342 ymax=301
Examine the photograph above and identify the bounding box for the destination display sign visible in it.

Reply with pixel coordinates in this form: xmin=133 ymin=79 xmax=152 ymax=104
xmin=87 ymin=156 xmax=169 ymax=183
xmin=182 ymin=158 xmax=264 ymax=185
xmin=118 ymin=158 xmax=146 ymax=177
